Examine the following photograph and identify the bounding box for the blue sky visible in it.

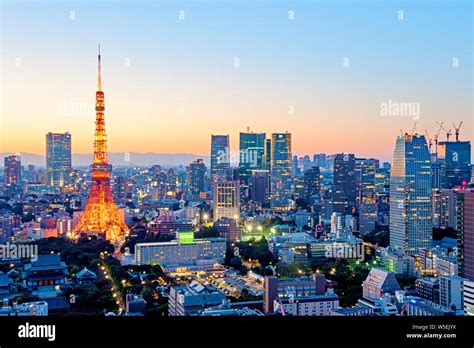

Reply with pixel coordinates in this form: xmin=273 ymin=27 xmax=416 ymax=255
xmin=1 ymin=0 xmax=472 ymax=161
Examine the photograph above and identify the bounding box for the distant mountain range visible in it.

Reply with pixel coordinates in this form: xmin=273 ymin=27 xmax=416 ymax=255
xmin=0 ymin=153 xmax=210 ymax=168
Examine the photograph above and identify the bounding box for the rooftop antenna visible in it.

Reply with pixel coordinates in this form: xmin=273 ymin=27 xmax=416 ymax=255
xmin=97 ymin=44 xmax=102 ymax=91
xmin=453 ymin=121 xmax=463 ymax=141
xmin=411 ymin=122 xmax=417 ymax=136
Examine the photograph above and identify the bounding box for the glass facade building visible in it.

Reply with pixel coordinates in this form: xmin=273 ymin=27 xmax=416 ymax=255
xmin=270 ymin=133 xmax=292 ymax=209
xmin=438 ymin=141 xmax=471 ymax=189
xmin=238 ymin=132 xmax=266 ymax=200
xmin=390 ymin=134 xmax=433 ymax=256
xmin=46 ymin=132 xmax=72 ymax=188
xmin=210 ymin=135 xmax=230 ymax=180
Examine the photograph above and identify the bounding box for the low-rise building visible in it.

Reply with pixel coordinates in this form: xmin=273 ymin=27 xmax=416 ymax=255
xmin=168 ymin=281 xmax=226 ymax=316
xmin=263 ymin=273 xmax=326 ymax=313
xmin=135 ymin=232 xmax=226 ymax=272
xmin=22 ymin=254 xmax=68 ymax=299
xmin=415 ymin=278 xmax=439 ymax=304
xmin=362 ymin=268 xmax=401 ymax=298
xmin=274 ymin=291 xmax=339 ymax=316
xmin=126 ymin=294 xmax=147 ymax=315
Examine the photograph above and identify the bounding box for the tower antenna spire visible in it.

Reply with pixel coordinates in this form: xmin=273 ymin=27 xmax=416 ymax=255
xmin=98 ymin=44 xmax=102 ymax=91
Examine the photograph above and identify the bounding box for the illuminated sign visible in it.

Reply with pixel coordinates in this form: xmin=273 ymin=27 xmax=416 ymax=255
xmin=178 ymin=232 xmax=194 ymax=245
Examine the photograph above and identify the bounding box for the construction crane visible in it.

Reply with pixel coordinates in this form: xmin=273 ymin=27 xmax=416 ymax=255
xmin=425 ymin=129 xmax=433 ymax=153
xmin=436 ymin=121 xmax=452 ymax=142
xmin=434 ymin=122 xmax=444 ymax=157
xmin=453 ymin=121 xmax=463 ymax=141
xmin=411 ymin=122 xmax=417 ymax=136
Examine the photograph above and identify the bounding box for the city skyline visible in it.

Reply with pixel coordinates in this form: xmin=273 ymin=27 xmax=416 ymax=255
xmin=1 ymin=0 xmax=472 ymax=162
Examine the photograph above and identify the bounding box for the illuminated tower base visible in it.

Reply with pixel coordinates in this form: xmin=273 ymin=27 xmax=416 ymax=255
xmin=73 ymin=47 xmax=129 ymax=244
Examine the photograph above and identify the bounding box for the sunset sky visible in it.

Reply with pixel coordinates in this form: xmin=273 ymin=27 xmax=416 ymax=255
xmin=1 ymin=0 xmax=472 ymax=162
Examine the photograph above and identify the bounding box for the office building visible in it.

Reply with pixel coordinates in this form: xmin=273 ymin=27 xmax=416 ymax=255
xmin=274 ymin=292 xmax=339 ymax=316
xmin=389 ymin=134 xmax=432 ymax=256
xmin=439 ymin=275 xmax=466 ymax=312
xmin=135 ymin=232 xmax=226 ymax=272
xmin=212 ymin=180 xmax=240 ymax=222
xmin=250 ymin=170 xmax=269 ymax=207
xmin=433 ymin=189 xmax=459 ymax=229
xmin=464 ymin=280 xmax=474 ymax=315
xmin=270 ymin=133 xmax=292 ymax=210
xmin=46 ymin=132 xmax=72 ymax=188
xmin=457 ymin=190 xmax=474 ymax=280
xmin=186 ymin=159 xmax=206 ymax=198
xmin=333 ymin=153 xmax=356 ymax=215
xmin=438 ymin=140 xmax=471 ymax=189
xmin=210 ymin=135 xmax=230 ymax=180
xmin=168 ymin=281 xmax=227 ymax=316
xmin=415 ymin=278 xmax=440 ymax=303
xmin=238 ymin=131 xmax=265 ymax=200
xmin=303 ymin=166 xmax=320 ymax=203
xmin=213 ymin=217 xmax=239 ymax=241
xmin=4 ymin=155 xmax=21 ymax=185
xmin=263 ymin=273 xmax=326 ymax=313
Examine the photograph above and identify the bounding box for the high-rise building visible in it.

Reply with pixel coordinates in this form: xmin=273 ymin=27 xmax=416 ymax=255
xmin=438 ymin=140 xmax=471 ymax=189
xmin=333 ymin=154 xmax=356 ymax=215
xmin=270 ymin=132 xmax=292 ymax=209
xmin=390 ymin=134 xmax=433 ymax=256
xmin=239 ymin=132 xmax=265 ymax=200
xmin=213 ymin=180 xmax=240 ymax=222
xmin=464 ymin=280 xmax=474 ymax=315
xmin=432 ymin=189 xmax=458 ymax=229
xmin=72 ymin=49 xmax=130 ymax=243
xmin=250 ymin=170 xmax=269 ymax=207
xmin=263 ymin=138 xmax=272 ymax=171
xmin=457 ymin=190 xmax=474 ymax=280
xmin=303 ymin=166 xmax=321 ymax=203
xmin=46 ymin=132 xmax=72 ymax=188
xmin=355 ymin=158 xmax=379 ymax=234
xmin=210 ymin=135 xmax=230 ymax=180
xmin=186 ymin=159 xmax=206 ymax=198
xmin=4 ymin=155 xmax=21 ymax=185
xmin=313 ymin=154 xmax=327 ymax=169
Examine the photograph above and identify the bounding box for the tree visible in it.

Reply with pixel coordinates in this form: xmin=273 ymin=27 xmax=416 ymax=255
xmin=141 ymin=288 xmax=154 ymax=303
xmin=229 ymin=256 xmax=242 ymax=270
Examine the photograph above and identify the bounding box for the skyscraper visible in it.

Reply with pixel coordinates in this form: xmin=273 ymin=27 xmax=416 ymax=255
xmin=210 ymin=135 xmax=230 ymax=180
xmin=332 ymin=154 xmax=356 ymax=215
xmin=46 ymin=132 xmax=72 ymax=188
xmin=213 ymin=180 xmax=240 ymax=222
xmin=251 ymin=170 xmax=270 ymax=207
xmin=4 ymin=155 xmax=21 ymax=185
xmin=186 ymin=159 xmax=206 ymax=198
xmin=303 ymin=166 xmax=321 ymax=203
xmin=238 ymin=131 xmax=265 ymax=200
xmin=389 ymin=134 xmax=433 ymax=256
xmin=355 ymin=158 xmax=379 ymax=234
xmin=73 ymin=48 xmax=129 ymax=243
xmin=457 ymin=190 xmax=474 ymax=280
xmin=270 ymin=133 xmax=292 ymax=209
xmin=438 ymin=141 xmax=471 ymax=189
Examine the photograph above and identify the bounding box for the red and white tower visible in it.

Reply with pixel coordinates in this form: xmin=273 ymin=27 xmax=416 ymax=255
xmin=73 ymin=47 xmax=129 ymax=243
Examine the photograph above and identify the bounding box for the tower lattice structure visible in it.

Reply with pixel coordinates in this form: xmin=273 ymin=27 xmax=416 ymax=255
xmin=73 ymin=47 xmax=130 ymax=243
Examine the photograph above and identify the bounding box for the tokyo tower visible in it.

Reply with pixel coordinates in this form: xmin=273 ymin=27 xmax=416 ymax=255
xmin=73 ymin=47 xmax=130 ymax=244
